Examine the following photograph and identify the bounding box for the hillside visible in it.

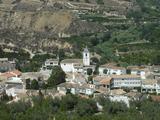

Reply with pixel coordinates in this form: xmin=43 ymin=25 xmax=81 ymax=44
xmin=0 ymin=0 xmax=160 ymax=65
xmin=0 ymin=0 xmax=135 ymax=51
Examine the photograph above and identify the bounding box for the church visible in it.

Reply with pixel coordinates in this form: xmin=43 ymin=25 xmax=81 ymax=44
xmin=60 ymin=47 xmax=95 ymax=74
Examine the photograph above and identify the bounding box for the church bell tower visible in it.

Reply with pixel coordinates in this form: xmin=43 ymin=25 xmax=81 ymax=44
xmin=83 ymin=47 xmax=90 ymax=66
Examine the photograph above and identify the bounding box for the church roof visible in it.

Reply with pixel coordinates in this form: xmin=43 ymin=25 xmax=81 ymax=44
xmin=83 ymin=47 xmax=89 ymax=53
xmin=61 ymin=59 xmax=83 ymax=64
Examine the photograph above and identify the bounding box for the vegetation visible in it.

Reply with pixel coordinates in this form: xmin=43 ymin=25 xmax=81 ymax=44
xmin=30 ymin=80 xmax=39 ymax=90
xmin=0 ymin=94 xmax=160 ymax=120
xmin=0 ymin=48 xmax=30 ymax=61
xmin=47 ymin=66 xmax=66 ymax=87
xmin=19 ymin=54 xmax=56 ymax=72
xmin=87 ymin=68 xmax=93 ymax=75
xmin=103 ymin=69 xmax=108 ymax=74
xmin=96 ymin=0 xmax=104 ymax=5
xmin=64 ymin=0 xmax=160 ymax=66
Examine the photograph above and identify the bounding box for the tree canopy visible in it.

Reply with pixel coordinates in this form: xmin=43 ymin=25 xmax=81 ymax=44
xmin=47 ymin=66 xmax=66 ymax=87
xmin=0 ymin=94 xmax=160 ymax=120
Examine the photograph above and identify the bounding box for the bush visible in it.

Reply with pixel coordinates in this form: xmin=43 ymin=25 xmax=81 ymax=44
xmin=31 ymin=80 xmax=39 ymax=90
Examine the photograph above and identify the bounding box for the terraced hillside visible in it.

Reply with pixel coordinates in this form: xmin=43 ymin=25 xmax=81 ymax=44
xmin=0 ymin=0 xmax=160 ymax=66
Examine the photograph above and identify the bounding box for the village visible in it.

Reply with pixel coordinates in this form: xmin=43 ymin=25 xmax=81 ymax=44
xmin=0 ymin=47 xmax=160 ymax=106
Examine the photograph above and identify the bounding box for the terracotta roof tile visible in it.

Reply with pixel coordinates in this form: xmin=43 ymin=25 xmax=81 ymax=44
xmin=11 ymin=70 xmax=22 ymax=76
xmin=0 ymin=70 xmax=21 ymax=78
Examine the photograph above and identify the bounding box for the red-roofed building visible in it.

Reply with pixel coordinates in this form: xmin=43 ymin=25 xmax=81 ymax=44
xmin=93 ymin=76 xmax=112 ymax=89
xmin=0 ymin=70 xmax=22 ymax=80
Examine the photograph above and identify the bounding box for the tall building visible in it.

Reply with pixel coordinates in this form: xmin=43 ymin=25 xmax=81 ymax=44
xmin=83 ymin=47 xmax=90 ymax=66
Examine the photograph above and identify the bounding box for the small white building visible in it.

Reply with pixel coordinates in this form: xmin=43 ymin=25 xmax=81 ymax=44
xmin=141 ymin=79 xmax=160 ymax=94
xmin=60 ymin=59 xmax=83 ymax=73
xmin=5 ymin=77 xmax=25 ymax=97
xmin=99 ymin=63 xmax=126 ymax=76
xmin=127 ymin=66 xmax=150 ymax=79
xmin=57 ymin=82 xmax=95 ymax=95
xmin=41 ymin=59 xmax=59 ymax=71
xmin=110 ymin=75 xmax=142 ymax=89
xmin=44 ymin=59 xmax=59 ymax=67
xmin=73 ymin=63 xmax=84 ymax=73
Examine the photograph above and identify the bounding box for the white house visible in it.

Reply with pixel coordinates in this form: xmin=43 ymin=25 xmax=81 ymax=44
xmin=141 ymin=79 xmax=160 ymax=94
xmin=73 ymin=63 xmax=84 ymax=73
xmin=110 ymin=75 xmax=142 ymax=89
xmin=127 ymin=66 xmax=150 ymax=79
xmin=44 ymin=59 xmax=59 ymax=67
xmin=99 ymin=63 xmax=126 ymax=76
xmin=5 ymin=77 xmax=25 ymax=97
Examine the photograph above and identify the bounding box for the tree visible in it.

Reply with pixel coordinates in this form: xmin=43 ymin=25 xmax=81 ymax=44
xmin=30 ymin=80 xmax=39 ymax=90
xmin=152 ymin=55 xmax=160 ymax=65
xmin=87 ymin=68 xmax=93 ymax=75
xmin=26 ymin=79 xmax=31 ymax=89
xmin=103 ymin=69 xmax=108 ymax=74
xmin=40 ymin=82 xmax=47 ymax=89
xmin=47 ymin=66 xmax=66 ymax=87
xmin=0 ymin=91 xmax=11 ymax=101
xmin=76 ymin=98 xmax=98 ymax=116
xmin=60 ymin=94 xmax=78 ymax=111
xmin=9 ymin=100 xmax=31 ymax=114
xmin=58 ymin=49 xmax=65 ymax=61
xmin=85 ymin=0 xmax=90 ymax=3
xmin=126 ymin=69 xmax=131 ymax=74
xmin=96 ymin=0 xmax=104 ymax=5
xmin=91 ymin=57 xmax=99 ymax=65
xmin=51 ymin=97 xmax=61 ymax=113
